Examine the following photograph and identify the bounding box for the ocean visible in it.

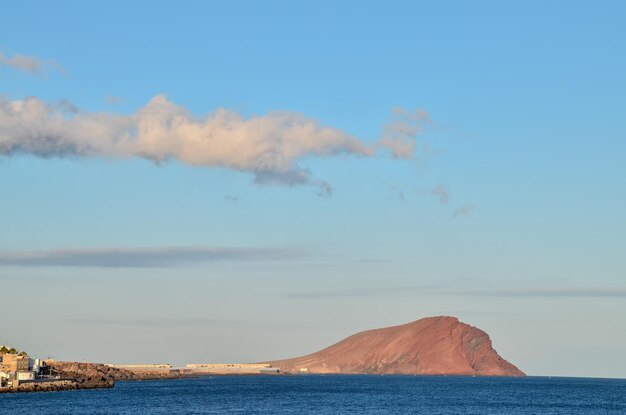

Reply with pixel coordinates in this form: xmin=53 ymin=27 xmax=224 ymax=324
xmin=1 ymin=375 xmax=625 ymax=414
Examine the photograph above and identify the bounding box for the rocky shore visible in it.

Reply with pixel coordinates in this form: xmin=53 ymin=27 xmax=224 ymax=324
xmin=0 ymin=380 xmax=79 ymax=394
xmin=49 ymin=361 xmax=192 ymax=383
xmin=0 ymin=362 xmax=192 ymax=394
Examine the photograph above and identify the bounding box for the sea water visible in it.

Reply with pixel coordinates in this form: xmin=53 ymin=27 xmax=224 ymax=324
xmin=1 ymin=375 xmax=625 ymax=414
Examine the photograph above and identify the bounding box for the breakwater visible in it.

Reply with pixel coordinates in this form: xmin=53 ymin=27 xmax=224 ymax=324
xmin=0 ymin=379 xmax=82 ymax=394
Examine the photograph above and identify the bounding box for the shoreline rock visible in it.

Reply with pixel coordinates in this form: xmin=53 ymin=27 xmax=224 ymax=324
xmin=48 ymin=361 xmax=196 ymax=382
xmin=0 ymin=362 xmax=199 ymax=394
xmin=0 ymin=380 xmax=82 ymax=394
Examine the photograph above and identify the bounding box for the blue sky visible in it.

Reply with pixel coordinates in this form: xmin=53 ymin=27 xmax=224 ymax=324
xmin=1 ymin=1 xmax=625 ymax=377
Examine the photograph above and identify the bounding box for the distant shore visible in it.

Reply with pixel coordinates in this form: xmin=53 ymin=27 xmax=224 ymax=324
xmin=0 ymin=361 xmax=287 ymax=394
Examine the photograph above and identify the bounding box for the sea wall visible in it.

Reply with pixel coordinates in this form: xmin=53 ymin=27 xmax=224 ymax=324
xmin=0 ymin=380 xmax=80 ymax=394
xmin=183 ymin=363 xmax=278 ymax=375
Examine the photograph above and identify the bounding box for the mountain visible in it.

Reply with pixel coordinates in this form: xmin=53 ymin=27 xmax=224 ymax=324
xmin=266 ymin=316 xmax=524 ymax=376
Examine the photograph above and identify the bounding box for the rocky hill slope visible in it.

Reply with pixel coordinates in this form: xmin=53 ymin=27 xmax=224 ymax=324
xmin=48 ymin=361 xmax=188 ymax=383
xmin=266 ymin=316 xmax=524 ymax=376
xmin=47 ymin=362 xmax=134 ymax=388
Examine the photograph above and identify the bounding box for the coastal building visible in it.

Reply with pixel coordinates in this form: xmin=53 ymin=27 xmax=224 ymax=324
xmin=106 ymin=364 xmax=172 ymax=369
xmin=0 ymin=352 xmax=57 ymax=391
xmin=32 ymin=358 xmax=46 ymax=373
xmin=186 ymin=363 xmax=271 ymax=369
xmin=0 ymin=354 xmax=29 ymax=372
xmin=0 ymin=371 xmax=9 ymax=387
xmin=16 ymin=371 xmax=35 ymax=381
xmin=184 ymin=363 xmax=278 ymax=375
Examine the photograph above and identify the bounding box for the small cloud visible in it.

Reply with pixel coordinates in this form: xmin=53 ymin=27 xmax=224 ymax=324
xmin=0 ymin=52 xmax=42 ymax=73
xmin=0 ymin=246 xmax=304 ymax=268
xmin=253 ymin=169 xmax=311 ymax=187
xmin=105 ymin=95 xmax=122 ymax=105
xmin=378 ymin=107 xmax=429 ymax=159
xmin=314 ymin=180 xmax=333 ymax=198
xmin=224 ymin=195 xmax=239 ymax=203
xmin=253 ymin=169 xmax=333 ymax=198
xmin=430 ymin=184 xmax=449 ymax=204
xmin=54 ymin=99 xmax=80 ymax=114
xmin=0 ymin=52 xmax=65 ymax=75
xmin=389 ymin=185 xmax=406 ymax=202
xmin=453 ymin=204 xmax=474 ymax=218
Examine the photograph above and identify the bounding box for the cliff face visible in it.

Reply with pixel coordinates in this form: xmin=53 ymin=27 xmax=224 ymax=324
xmin=48 ymin=362 xmax=187 ymax=384
xmin=266 ymin=316 xmax=524 ymax=376
xmin=47 ymin=362 xmax=134 ymax=388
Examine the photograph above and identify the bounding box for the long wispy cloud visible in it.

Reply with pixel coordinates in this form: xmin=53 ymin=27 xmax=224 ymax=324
xmin=65 ymin=317 xmax=320 ymax=331
xmin=0 ymin=246 xmax=302 ymax=268
xmin=0 ymin=52 xmax=65 ymax=75
xmin=283 ymin=286 xmax=626 ymax=300
xmin=467 ymin=288 xmax=626 ymax=298
xmin=0 ymin=95 xmax=427 ymax=194
xmin=66 ymin=316 xmax=251 ymax=328
xmin=283 ymin=285 xmax=437 ymax=299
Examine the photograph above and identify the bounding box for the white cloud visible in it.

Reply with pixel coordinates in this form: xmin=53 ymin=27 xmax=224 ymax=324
xmin=0 ymin=95 xmax=427 ymax=193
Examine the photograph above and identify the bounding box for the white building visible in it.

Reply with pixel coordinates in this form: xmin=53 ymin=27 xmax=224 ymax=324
xmin=16 ymin=371 xmax=35 ymax=381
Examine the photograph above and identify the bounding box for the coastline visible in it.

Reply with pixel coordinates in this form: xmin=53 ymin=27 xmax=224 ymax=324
xmin=0 ymin=361 xmax=193 ymax=394
xmin=1 ymin=380 xmax=80 ymax=394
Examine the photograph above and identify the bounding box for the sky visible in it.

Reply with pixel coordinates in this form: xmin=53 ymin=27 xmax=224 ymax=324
xmin=1 ymin=0 xmax=625 ymax=378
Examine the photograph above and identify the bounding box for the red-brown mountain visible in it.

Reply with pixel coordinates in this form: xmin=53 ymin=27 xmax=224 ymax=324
xmin=266 ymin=316 xmax=524 ymax=376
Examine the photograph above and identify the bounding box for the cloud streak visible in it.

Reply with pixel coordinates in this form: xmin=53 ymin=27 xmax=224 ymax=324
xmin=0 ymin=52 xmax=64 ymax=75
xmin=453 ymin=204 xmax=474 ymax=218
xmin=283 ymin=286 xmax=626 ymax=300
xmin=66 ymin=316 xmax=251 ymax=328
xmin=283 ymin=285 xmax=437 ymax=299
xmin=467 ymin=288 xmax=626 ymax=298
xmin=0 ymin=246 xmax=302 ymax=268
xmin=0 ymin=95 xmax=427 ymax=193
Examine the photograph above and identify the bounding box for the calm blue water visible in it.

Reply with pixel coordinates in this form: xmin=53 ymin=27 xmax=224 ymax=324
xmin=1 ymin=375 xmax=625 ymax=414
